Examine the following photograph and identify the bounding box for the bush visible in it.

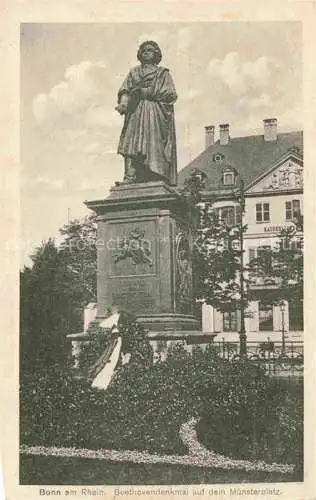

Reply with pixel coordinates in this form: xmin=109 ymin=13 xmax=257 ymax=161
xmin=20 ymin=367 xmax=105 ymax=448
xmin=78 ymin=322 xmax=111 ymax=373
xmin=20 ymin=362 xmax=189 ymax=454
xmin=197 ymin=372 xmax=303 ymax=467
xmin=20 ymin=347 xmax=303 ymax=467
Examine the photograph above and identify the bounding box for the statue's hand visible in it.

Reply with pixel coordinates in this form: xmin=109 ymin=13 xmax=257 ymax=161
xmin=115 ymin=102 xmax=128 ymax=115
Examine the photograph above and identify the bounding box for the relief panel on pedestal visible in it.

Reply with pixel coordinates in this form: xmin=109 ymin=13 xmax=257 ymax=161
xmin=104 ymin=220 xmax=158 ymax=314
xmin=174 ymin=231 xmax=193 ymax=315
xmin=107 ymin=220 xmax=157 ymax=278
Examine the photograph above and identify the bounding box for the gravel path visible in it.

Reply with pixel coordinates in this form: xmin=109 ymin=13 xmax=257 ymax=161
xmin=20 ymin=418 xmax=295 ymax=475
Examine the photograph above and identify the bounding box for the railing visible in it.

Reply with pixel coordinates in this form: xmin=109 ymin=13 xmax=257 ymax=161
xmin=210 ymin=340 xmax=304 ymax=377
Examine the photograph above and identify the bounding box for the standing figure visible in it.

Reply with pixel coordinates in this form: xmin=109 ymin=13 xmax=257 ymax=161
xmin=116 ymin=41 xmax=178 ymax=185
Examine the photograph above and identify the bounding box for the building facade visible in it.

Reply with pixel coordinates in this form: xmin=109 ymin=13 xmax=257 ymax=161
xmin=179 ymin=119 xmax=303 ymax=342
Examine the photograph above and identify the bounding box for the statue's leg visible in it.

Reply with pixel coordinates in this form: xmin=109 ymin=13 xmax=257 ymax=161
xmin=139 ymin=156 xmax=168 ymax=183
xmin=123 ymin=155 xmax=167 ymax=184
xmin=136 ymin=156 xmax=157 ymax=183
xmin=123 ymin=156 xmax=137 ymax=183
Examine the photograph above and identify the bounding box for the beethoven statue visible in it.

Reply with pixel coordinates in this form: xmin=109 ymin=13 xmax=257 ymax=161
xmin=115 ymin=41 xmax=178 ymax=185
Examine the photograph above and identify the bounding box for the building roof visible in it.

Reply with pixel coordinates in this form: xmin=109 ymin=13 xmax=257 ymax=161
xmin=178 ymin=131 xmax=303 ymax=191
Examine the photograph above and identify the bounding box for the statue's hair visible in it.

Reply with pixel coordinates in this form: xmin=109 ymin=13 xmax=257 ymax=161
xmin=137 ymin=40 xmax=162 ymax=64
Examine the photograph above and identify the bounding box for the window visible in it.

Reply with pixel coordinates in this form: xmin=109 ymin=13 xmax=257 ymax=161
xmin=223 ymin=311 xmax=237 ymax=331
xmin=280 ymin=238 xmax=303 ymax=251
xmin=285 ymin=200 xmax=301 ymax=221
xmin=257 ymin=246 xmax=272 ymax=273
xmin=259 ymin=303 xmax=273 ymax=331
xmin=213 ymin=152 xmax=224 ymax=163
xmin=216 ymin=206 xmax=241 ymax=227
xmin=249 ymin=245 xmax=272 ymax=273
xmin=256 ymin=203 xmax=270 ymax=222
xmin=223 ymin=172 xmax=234 ymax=185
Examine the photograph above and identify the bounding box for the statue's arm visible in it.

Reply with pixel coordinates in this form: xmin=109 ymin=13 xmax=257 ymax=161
xmin=118 ymin=71 xmax=133 ymax=100
xmin=116 ymin=71 xmax=133 ymax=114
xmin=154 ymin=69 xmax=178 ymax=104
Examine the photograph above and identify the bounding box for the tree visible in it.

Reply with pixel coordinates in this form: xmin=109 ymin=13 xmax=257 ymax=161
xmin=59 ymin=213 xmax=97 ymax=303
xmin=20 ymin=214 xmax=98 ymax=375
xmin=249 ymin=215 xmax=303 ymax=307
xmin=182 ymin=169 xmax=249 ymax=313
xmin=20 ymin=239 xmax=76 ymax=374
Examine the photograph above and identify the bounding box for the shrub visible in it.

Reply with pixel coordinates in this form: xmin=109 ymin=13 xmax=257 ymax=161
xmin=20 ymin=346 xmax=303 ymax=467
xmin=77 ymin=322 xmax=111 ymax=373
xmin=197 ymin=371 xmax=303 ymax=467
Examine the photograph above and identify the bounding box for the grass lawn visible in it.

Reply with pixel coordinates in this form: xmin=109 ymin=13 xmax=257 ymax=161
xmin=20 ymin=455 xmax=301 ymax=485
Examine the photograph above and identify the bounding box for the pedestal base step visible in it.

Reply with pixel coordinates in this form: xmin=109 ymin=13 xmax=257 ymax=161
xmin=136 ymin=314 xmax=200 ymax=332
xmin=147 ymin=330 xmax=217 ymax=344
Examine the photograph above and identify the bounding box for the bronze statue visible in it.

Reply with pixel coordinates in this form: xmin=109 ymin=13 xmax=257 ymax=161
xmin=116 ymin=41 xmax=178 ymax=185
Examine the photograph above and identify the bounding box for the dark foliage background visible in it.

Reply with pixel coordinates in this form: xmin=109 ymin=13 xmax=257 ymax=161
xmin=20 ymin=215 xmax=97 ymax=376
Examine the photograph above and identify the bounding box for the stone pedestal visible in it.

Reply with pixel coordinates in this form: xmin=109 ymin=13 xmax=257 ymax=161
xmin=85 ymin=181 xmax=200 ymax=332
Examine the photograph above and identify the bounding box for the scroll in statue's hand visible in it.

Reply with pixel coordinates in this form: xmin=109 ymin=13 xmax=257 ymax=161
xmin=115 ymin=93 xmax=129 ymax=115
xmin=115 ymin=103 xmax=128 ymax=115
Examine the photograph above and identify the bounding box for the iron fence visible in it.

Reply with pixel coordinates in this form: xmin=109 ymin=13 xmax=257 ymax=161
xmin=210 ymin=340 xmax=304 ymax=377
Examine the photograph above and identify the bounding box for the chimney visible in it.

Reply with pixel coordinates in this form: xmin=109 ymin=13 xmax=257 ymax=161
xmin=263 ymin=118 xmax=278 ymax=142
xmin=219 ymin=124 xmax=229 ymax=145
xmin=204 ymin=125 xmax=215 ymax=148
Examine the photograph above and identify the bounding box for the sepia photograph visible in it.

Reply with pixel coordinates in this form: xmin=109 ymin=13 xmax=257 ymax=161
xmin=13 ymin=16 xmax=308 ymax=492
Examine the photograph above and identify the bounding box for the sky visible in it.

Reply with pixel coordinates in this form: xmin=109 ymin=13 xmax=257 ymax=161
xmin=20 ymin=22 xmax=302 ymax=266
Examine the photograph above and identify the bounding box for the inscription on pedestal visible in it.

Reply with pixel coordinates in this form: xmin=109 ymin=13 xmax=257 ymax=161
xmin=111 ymin=279 xmax=156 ymax=313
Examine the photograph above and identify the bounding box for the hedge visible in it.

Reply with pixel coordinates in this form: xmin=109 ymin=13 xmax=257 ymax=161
xmin=20 ymin=344 xmax=303 ymax=467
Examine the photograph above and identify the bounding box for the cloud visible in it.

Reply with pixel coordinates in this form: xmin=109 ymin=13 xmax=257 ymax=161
xmin=32 ymin=60 xmax=110 ymax=125
xmin=31 ymin=60 xmax=123 ymax=162
xmin=207 ymin=52 xmax=279 ymax=98
xmin=200 ymin=50 xmax=301 ymax=133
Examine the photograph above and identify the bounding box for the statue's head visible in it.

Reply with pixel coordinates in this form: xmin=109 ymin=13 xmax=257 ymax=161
xmin=137 ymin=40 xmax=162 ymax=65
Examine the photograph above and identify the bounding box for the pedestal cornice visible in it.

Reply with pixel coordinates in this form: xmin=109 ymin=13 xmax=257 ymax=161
xmin=85 ymin=181 xmax=188 ymax=216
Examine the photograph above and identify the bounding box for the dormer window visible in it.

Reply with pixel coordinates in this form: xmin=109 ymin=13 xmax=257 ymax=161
xmin=223 ymin=172 xmax=234 ymax=185
xmin=213 ymin=152 xmax=225 ymax=164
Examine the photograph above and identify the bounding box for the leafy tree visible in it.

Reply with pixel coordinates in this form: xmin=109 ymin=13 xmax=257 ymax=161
xmin=20 ymin=215 xmax=98 ymax=376
xmin=248 ymin=214 xmax=303 ymax=306
xmin=20 ymin=239 xmax=79 ymax=374
xmin=59 ymin=213 xmax=97 ymax=302
xmin=182 ymin=169 xmax=249 ymax=313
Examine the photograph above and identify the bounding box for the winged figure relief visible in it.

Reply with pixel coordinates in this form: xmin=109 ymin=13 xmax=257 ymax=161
xmin=114 ymin=228 xmax=153 ymax=266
